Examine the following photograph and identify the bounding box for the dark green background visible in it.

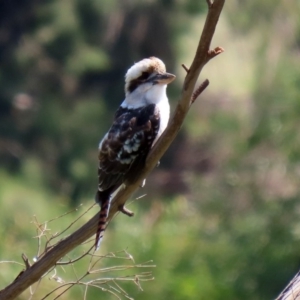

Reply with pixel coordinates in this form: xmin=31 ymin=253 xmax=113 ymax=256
xmin=1 ymin=0 xmax=300 ymax=299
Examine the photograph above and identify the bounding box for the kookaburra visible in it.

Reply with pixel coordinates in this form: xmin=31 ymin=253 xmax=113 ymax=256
xmin=95 ymin=57 xmax=175 ymax=250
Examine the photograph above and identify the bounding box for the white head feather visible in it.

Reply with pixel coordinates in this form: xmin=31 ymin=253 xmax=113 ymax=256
xmin=122 ymin=57 xmax=175 ymax=112
xmin=124 ymin=57 xmax=166 ymax=96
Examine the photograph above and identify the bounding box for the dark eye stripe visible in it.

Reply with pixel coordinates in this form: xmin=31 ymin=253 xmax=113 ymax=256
xmin=139 ymin=71 xmax=150 ymax=80
xmin=127 ymin=72 xmax=151 ymax=93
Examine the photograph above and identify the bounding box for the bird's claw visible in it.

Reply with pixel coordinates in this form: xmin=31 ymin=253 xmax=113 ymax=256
xmin=118 ymin=205 xmax=134 ymax=217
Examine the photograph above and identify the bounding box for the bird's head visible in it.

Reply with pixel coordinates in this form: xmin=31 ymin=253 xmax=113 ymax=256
xmin=124 ymin=57 xmax=175 ymax=101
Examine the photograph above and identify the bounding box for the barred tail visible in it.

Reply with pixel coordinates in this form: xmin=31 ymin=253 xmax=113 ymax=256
xmin=95 ymin=192 xmax=111 ymax=251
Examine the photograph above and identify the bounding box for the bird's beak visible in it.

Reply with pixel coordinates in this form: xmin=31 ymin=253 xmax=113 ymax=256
xmin=153 ymin=72 xmax=176 ymax=85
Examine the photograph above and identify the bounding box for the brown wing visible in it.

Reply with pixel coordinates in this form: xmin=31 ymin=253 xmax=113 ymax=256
xmin=98 ymin=104 xmax=160 ymax=193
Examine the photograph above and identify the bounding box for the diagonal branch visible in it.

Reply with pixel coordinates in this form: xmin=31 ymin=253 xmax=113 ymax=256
xmin=275 ymin=270 xmax=300 ymax=300
xmin=0 ymin=1 xmax=225 ymax=299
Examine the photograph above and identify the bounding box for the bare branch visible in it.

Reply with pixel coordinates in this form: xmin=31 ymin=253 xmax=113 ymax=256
xmin=0 ymin=1 xmax=225 ymax=299
xmin=276 ymin=270 xmax=300 ymax=300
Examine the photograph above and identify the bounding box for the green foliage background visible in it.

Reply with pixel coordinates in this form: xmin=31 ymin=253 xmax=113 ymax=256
xmin=1 ymin=0 xmax=300 ymax=299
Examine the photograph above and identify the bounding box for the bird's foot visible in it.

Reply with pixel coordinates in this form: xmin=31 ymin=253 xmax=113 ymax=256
xmin=118 ymin=205 xmax=134 ymax=217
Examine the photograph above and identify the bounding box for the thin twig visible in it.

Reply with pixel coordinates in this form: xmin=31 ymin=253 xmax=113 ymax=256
xmin=45 ymin=204 xmax=96 ymax=247
xmin=46 ymin=204 xmax=83 ymax=224
xmin=0 ymin=260 xmax=24 ymax=266
xmin=181 ymin=64 xmax=190 ymax=73
xmin=21 ymin=253 xmax=31 ymax=269
xmin=191 ymin=79 xmax=210 ymax=104
xmin=56 ymin=246 xmax=94 ymax=265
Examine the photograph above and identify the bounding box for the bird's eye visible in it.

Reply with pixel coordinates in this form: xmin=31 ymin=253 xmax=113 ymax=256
xmin=127 ymin=72 xmax=151 ymax=93
xmin=139 ymin=72 xmax=150 ymax=80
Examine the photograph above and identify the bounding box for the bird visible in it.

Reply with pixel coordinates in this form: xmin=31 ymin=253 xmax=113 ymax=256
xmin=95 ymin=57 xmax=176 ymax=250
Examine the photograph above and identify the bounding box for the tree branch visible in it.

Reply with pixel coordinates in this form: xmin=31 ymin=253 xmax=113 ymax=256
xmin=276 ymin=270 xmax=300 ymax=300
xmin=0 ymin=1 xmax=225 ymax=299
